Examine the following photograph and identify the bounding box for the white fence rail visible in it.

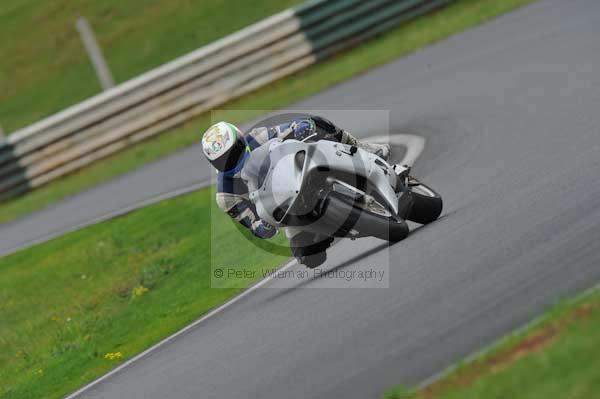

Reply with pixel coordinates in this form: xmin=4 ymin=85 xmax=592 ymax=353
xmin=0 ymin=0 xmax=450 ymax=201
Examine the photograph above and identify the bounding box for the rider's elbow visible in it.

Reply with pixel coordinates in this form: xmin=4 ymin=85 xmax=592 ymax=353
xmin=252 ymin=222 xmax=276 ymax=239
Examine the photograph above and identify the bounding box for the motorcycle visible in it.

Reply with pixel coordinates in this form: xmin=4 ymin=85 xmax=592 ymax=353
xmin=241 ymin=137 xmax=442 ymax=266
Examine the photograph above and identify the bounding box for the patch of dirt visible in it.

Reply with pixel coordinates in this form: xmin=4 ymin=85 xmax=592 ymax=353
xmin=418 ymin=295 xmax=600 ymax=399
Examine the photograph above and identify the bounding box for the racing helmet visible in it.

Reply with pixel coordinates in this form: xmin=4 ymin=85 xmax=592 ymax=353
xmin=201 ymin=121 xmax=250 ymax=172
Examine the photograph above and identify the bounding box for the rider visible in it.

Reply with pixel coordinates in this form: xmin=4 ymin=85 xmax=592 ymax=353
xmin=201 ymin=115 xmax=390 ymax=268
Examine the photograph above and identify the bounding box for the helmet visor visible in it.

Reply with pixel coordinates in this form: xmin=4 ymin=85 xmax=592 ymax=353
xmin=211 ymin=138 xmax=248 ymax=172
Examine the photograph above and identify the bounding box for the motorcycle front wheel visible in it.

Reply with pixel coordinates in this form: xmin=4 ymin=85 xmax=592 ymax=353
xmin=406 ymin=182 xmax=443 ymax=224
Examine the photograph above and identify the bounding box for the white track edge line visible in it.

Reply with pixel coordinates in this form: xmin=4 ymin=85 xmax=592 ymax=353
xmin=64 ymin=258 xmax=298 ymax=399
xmin=1 ymin=179 xmax=211 ymax=257
xmin=368 ymin=133 xmax=427 ymax=166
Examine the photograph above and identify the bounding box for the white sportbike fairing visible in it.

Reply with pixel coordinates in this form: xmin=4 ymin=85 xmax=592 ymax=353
xmin=241 ymin=138 xmax=442 ymax=248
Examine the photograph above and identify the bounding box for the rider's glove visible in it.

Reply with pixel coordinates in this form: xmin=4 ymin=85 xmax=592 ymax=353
xmin=252 ymin=220 xmax=277 ymax=239
xmin=291 ymin=120 xmax=317 ymax=141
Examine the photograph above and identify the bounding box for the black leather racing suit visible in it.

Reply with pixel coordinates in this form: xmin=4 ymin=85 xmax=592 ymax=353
xmin=215 ymin=115 xmax=376 ymax=267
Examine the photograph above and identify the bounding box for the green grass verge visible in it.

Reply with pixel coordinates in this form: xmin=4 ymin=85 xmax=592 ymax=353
xmin=0 ymin=0 xmax=537 ymax=225
xmin=0 ymin=187 xmax=290 ymax=399
xmin=0 ymin=0 xmax=299 ymax=133
xmin=383 ymin=287 xmax=600 ymax=399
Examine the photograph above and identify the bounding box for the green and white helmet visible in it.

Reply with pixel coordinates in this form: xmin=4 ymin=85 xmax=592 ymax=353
xmin=201 ymin=121 xmax=249 ymax=172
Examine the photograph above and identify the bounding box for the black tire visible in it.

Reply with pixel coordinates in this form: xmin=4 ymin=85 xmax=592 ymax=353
xmin=301 ymin=252 xmax=327 ymax=269
xmin=375 ymin=218 xmax=410 ymax=242
xmin=321 ymin=194 xmax=409 ymax=242
xmin=406 ymin=183 xmax=443 ymax=224
xmin=290 ymin=233 xmax=332 ymax=269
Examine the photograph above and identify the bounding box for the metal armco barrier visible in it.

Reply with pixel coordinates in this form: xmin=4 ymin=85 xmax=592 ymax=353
xmin=0 ymin=0 xmax=450 ymax=201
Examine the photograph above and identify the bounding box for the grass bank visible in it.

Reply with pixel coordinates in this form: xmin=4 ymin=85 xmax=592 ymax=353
xmin=0 ymin=0 xmax=533 ymax=223
xmin=0 ymin=0 xmax=537 ymax=225
xmin=383 ymin=287 xmax=600 ymax=399
xmin=0 ymin=187 xmax=290 ymax=399
xmin=0 ymin=0 xmax=299 ymax=133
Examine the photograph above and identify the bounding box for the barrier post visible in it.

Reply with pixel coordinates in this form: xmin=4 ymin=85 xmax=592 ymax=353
xmin=76 ymin=17 xmax=115 ymax=91
xmin=0 ymin=123 xmax=6 ymax=147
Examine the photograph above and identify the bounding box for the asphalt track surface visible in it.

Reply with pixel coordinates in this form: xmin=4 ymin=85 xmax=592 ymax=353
xmin=7 ymin=0 xmax=600 ymax=397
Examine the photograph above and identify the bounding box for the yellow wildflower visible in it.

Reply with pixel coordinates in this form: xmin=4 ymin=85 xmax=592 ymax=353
xmin=132 ymin=285 xmax=149 ymax=297
xmin=104 ymin=352 xmax=123 ymax=360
